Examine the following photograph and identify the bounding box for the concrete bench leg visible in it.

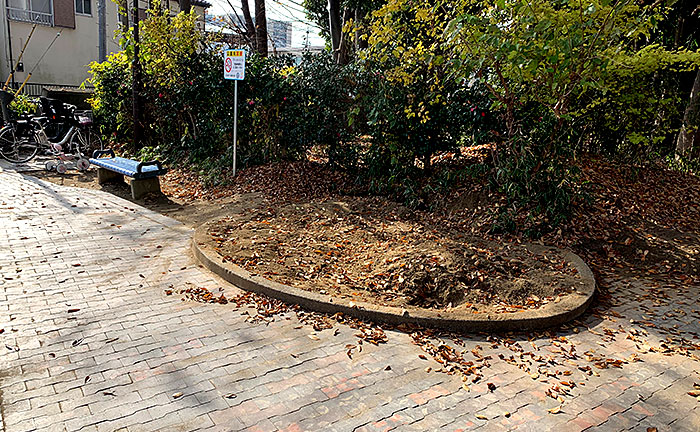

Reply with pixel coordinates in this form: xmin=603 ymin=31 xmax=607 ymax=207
xmin=130 ymin=177 xmax=161 ymax=200
xmin=97 ymin=168 xmax=124 ymax=184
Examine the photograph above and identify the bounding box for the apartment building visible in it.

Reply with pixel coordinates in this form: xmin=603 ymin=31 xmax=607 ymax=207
xmin=1 ymin=0 xmax=209 ymax=90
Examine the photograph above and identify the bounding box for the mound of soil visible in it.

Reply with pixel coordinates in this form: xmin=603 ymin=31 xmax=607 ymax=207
xmin=208 ymin=197 xmax=583 ymax=314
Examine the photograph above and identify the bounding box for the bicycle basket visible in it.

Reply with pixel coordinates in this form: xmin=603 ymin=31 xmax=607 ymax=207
xmin=75 ymin=110 xmax=93 ymax=126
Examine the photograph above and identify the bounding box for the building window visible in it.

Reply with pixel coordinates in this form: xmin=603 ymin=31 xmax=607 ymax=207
xmin=6 ymin=0 xmax=53 ymax=25
xmin=75 ymin=0 xmax=91 ymax=15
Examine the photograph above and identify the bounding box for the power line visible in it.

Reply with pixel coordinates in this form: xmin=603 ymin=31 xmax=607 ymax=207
xmin=269 ymin=0 xmax=321 ymax=29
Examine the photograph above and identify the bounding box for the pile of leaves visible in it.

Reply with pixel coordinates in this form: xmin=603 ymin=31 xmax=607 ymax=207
xmin=547 ymin=158 xmax=700 ymax=281
xmin=162 ymin=160 xmax=361 ymax=203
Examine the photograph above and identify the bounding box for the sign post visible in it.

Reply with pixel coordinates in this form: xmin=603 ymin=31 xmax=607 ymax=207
xmin=224 ymin=49 xmax=246 ymax=177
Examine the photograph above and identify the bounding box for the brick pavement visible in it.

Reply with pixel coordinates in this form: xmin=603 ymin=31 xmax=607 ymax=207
xmin=0 ymin=165 xmax=699 ymax=431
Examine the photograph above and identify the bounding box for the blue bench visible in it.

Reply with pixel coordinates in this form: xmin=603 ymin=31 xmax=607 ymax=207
xmin=89 ymin=149 xmax=168 ymax=199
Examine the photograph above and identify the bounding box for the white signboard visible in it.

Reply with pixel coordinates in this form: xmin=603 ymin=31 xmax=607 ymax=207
xmin=224 ymin=49 xmax=246 ymax=80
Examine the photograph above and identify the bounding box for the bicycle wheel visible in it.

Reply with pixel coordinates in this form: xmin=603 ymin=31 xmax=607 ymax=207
xmin=70 ymin=128 xmax=103 ymax=158
xmin=0 ymin=126 xmax=39 ymax=164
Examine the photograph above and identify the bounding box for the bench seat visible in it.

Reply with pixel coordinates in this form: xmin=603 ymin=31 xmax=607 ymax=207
xmin=89 ymin=156 xmax=167 ymax=179
xmin=89 ymin=150 xmax=167 ymax=199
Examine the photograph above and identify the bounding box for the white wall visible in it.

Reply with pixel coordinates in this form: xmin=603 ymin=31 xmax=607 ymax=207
xmin=1 ymin=0 xmax=207 ymax=87
xmin=1 ymin=0 xmax=122 ymax=87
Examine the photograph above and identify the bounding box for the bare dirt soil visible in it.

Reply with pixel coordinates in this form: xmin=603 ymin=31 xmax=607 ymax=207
xmin=208 ymin=198 xmax=583 ymax=313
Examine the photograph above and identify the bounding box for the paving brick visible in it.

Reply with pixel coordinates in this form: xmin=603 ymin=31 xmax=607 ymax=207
xmin=1 ymin=164 xmax=699 ymax=432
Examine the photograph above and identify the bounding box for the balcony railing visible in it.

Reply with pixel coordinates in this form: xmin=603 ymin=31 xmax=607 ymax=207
xmin=6 ymin=6 xmax=53 ymax=26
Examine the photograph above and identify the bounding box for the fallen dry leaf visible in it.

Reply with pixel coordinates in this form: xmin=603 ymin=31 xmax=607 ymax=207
xmin=548 ymin=405 xmax=563 ymax=414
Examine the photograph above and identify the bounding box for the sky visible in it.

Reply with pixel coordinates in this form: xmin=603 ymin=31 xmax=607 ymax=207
xmin=205 ymin=0 xmax=327 ymax=48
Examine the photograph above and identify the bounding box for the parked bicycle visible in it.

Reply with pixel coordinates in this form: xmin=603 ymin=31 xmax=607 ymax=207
xmin=0 ymin=90 xmax=103 ymax=165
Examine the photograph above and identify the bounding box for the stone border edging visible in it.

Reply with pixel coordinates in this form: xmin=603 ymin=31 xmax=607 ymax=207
xmin=192 ymin=222 xmax=595 ymax=332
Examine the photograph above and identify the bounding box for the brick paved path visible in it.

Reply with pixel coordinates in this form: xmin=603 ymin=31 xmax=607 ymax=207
xmin=1 ymin=166 xmax=699 ymax=431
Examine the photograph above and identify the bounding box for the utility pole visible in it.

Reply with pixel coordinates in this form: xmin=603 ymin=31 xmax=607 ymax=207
xmin=98 ymin=0 xmax=106 ymax=62
xmin=132 ymin=0 xmax=143 ymax=147
xmin=5 ymin=0 xmax=16 ymax=88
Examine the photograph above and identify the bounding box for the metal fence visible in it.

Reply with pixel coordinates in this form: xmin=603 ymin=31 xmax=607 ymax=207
xmin=5 ymin=82 xmax=94 ymax=97
xmin=5 ymin=6 xmax=53 ymax=26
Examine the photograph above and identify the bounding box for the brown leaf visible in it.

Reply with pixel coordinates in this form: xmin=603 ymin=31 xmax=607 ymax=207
xmin=224 ymin=393 xmax=237 ymax=399
xmin=67 ymin=308 xmax=80 ymax=313
xmin=475 ymin=414 xmax=488 ymax=420
xmin=172 ymin=392 xmax=183 ymax=399
xmin=384 ymin=365 xmax=391 ymax=371
xmin=548 ymin=405 xmax=563 ymax=414
xmin=84 ymin=376 xmax=91 ymax=384
xmin=418 ymin=354 xmax=428 ymax=360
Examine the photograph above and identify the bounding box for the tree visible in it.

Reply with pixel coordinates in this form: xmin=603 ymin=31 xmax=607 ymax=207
xmin=303 ymin=0 xmax=330 ymax=40
xmin=305 ymin=0 xmax=381 ymax=63
xmin=676 ymin=70 xmax=700 ymax=159
xmin=118 ymin=0 xmax=129 ymax=32
xmin=180 ymin=0 xmax=191 ymax=13
xmin=254 ymin=0 xmax=268 ymax=56
xmin=240 ymin=0 xmax=256 ymax=49
xmin=363 ymin=0 xmax=486 ymax=174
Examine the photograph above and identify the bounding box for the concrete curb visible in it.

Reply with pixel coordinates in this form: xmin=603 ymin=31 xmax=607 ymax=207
xmin=193 ymin=222 xmax=596 ymax=332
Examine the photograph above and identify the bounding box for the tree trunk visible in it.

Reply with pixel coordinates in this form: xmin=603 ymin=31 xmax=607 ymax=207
xmin=328 ymin=0 xmax=341 ymax=62
xmin=336 ymin=7 xmax=353 ymax=65
xmin=119 ymin=0 xmax=129 ymax=32
xmin=675 ymin=69 xmax=700 ymax=159
xmin=423 ymin=153 xmax=432 ymax=174
xmin=254 ymin=0 xmax=268 ymax=56
xmin=240 ymin=0 xmax=256 ymax=50
xmin=180 ymin=0 xmax=191 ymax=13
xmin=355 ymin=9 xmax=367 ymax=50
